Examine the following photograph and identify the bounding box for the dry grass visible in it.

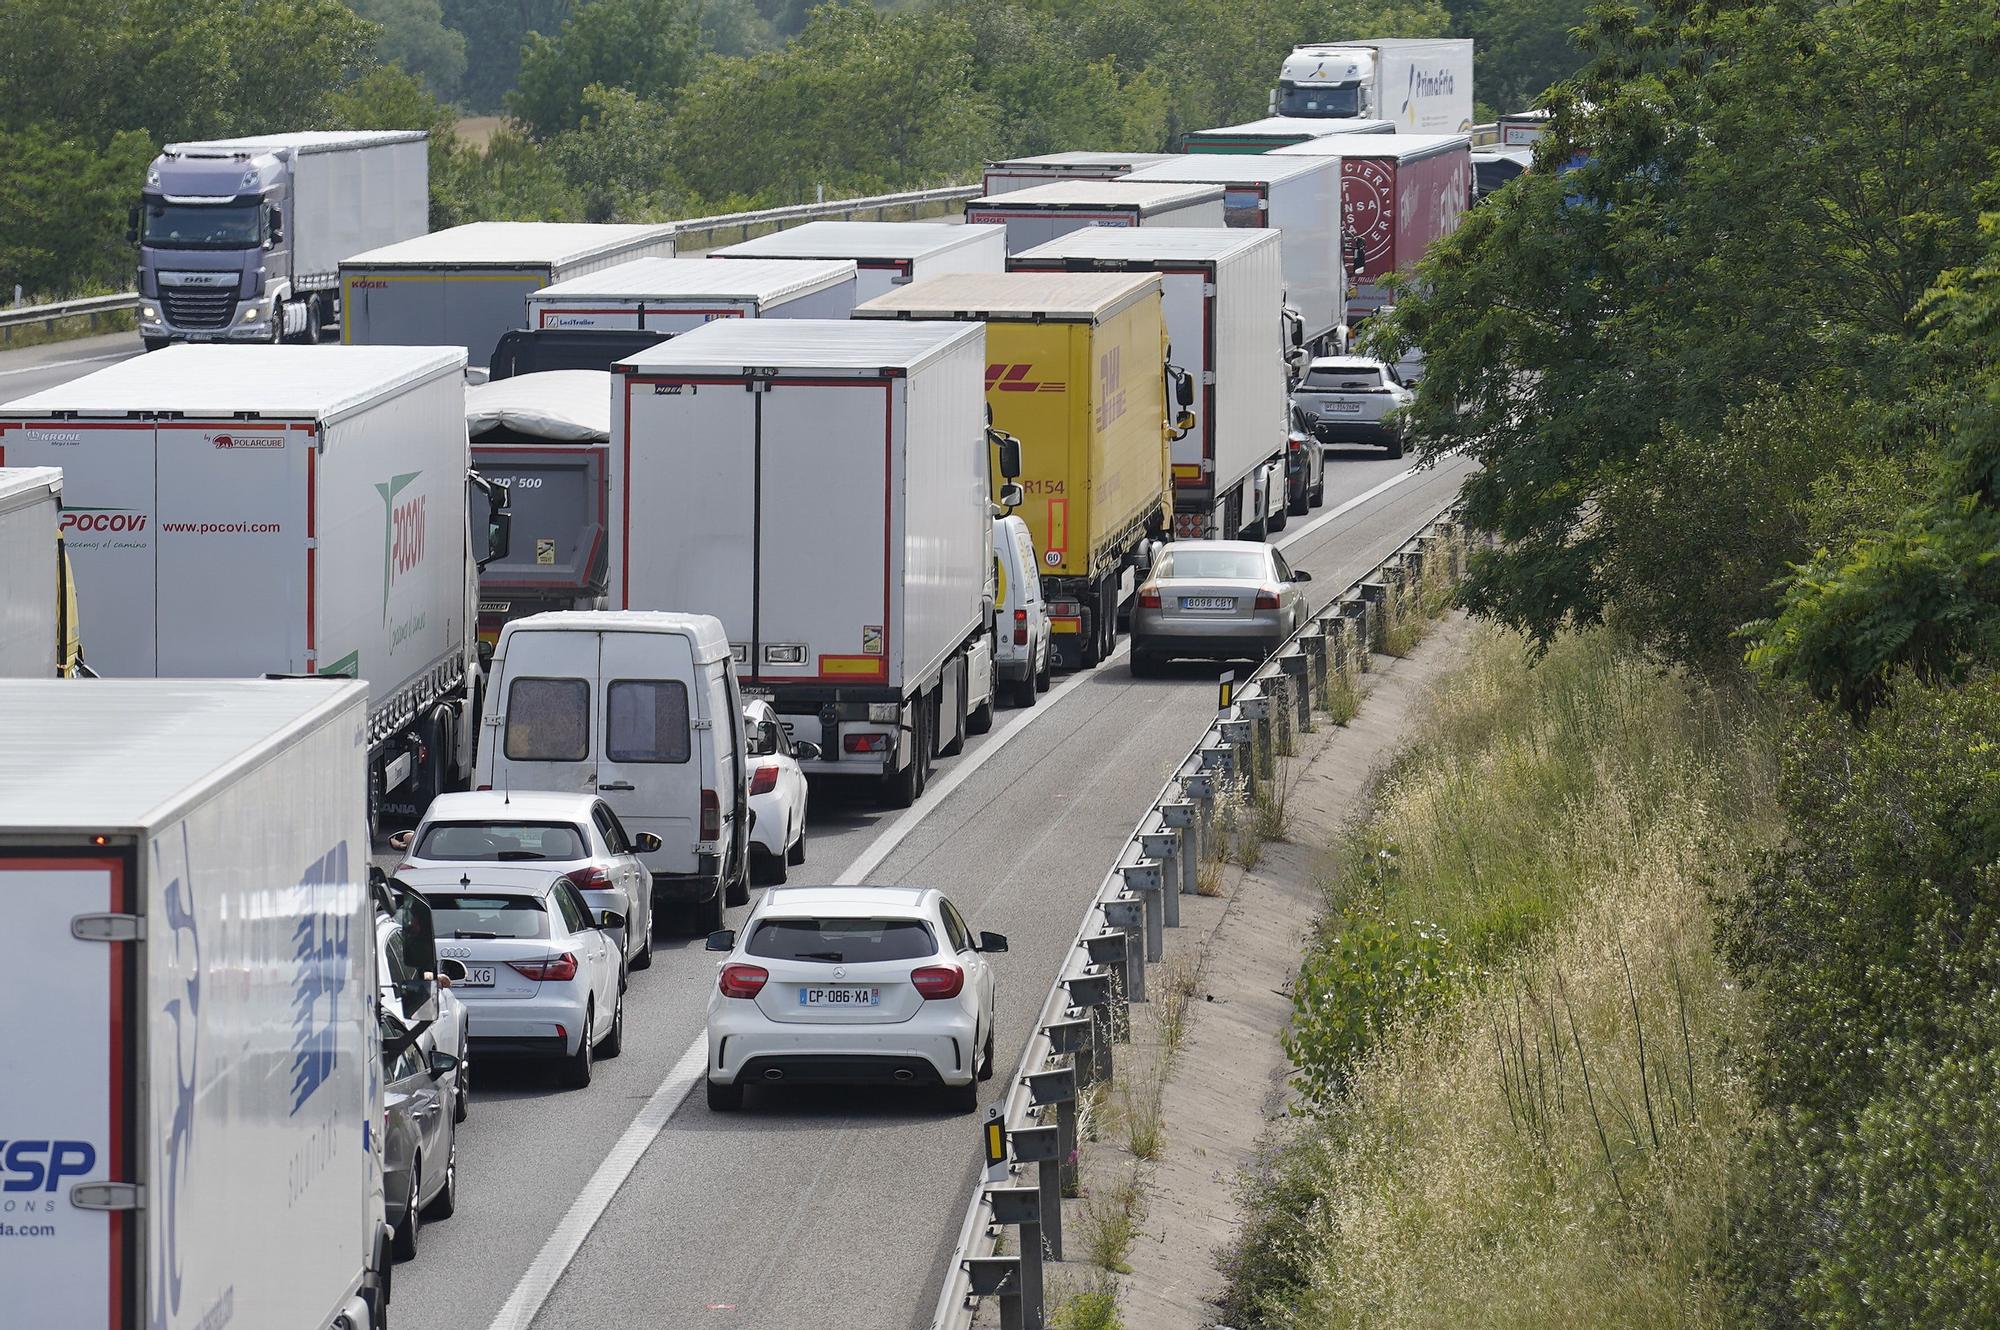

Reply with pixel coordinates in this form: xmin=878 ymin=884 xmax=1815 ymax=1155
xmin=1079 ymin=1171 xmax=1143 ymax=1274
xmin=454 ymin=114 xmax=506 ymax=149
xmin=1048 ymin=1272 xmax=1124 ymax=1330
xmin=1195 ymin=857 xmax=1226 ymax=897
xmin=1157 ymin=952 xmax=1205 ymax=1057
xmin=1121 ymin=1078 xmax=1164 ymax=1161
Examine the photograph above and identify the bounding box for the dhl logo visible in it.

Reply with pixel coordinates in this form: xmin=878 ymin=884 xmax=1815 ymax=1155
xmin=987 ymin=363 xmax=1067 ymax=393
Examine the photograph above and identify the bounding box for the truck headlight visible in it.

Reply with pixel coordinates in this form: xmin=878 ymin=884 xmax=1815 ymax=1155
xmin=141 ymin=306 xmax=158 ymax=321
xmin=240 ymin=305 xmax=260 ymax=322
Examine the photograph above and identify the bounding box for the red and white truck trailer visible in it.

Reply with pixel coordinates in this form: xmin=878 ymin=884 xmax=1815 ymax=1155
xmin=965 ymin=180 xmax=1226 ymax=253
xmin=710 ymin=221 xmax=1007 ymax=304
xmin=1271 ymin=133 xmax=1473 ymax=316
xmin=527 ymin=256 xmax=858 ymax=332
xmin=981 ymin=151 xmax=1179 ymax=194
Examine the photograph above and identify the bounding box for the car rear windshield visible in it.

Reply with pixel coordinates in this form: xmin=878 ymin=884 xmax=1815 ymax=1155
xmin=1304 ymin=366 xmax=1384 ymax=390
xmin=428 ymin=895 xmax=550 ymax=939
xmin=417 ymin=821 xmax=588 ymax=862
xmin=1155 ymin=549 xmax=1267 ymax=581
xmin=746 ymin=917 xmax=936 ymax=963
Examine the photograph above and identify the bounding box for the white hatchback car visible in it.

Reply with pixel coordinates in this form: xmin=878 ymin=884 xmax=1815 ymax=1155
xmin=409 ymin=866 xmax=627 ymax=1089
xmin=744 ymin=700 xmax=817 ymax=884
xmin=394 ymin=791 xmax=658 ymax=971
xmin=703 ymin=885 xmax=1007 ymax=1112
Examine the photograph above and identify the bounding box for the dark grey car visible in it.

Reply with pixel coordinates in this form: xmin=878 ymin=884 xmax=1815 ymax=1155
xmin=382 ymin=1009 xmax=460 ymax=1262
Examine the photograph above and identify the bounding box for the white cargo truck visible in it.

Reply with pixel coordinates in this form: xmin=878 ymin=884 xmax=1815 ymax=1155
xmin=1124 ymin=155 xmax=1345 ymax=357
xmin=0 ymin=676 xmax=448 ymax=1330
xmin=0 ymin=466 xmax=70 ymax=676
xmin=0 ymin=345 xmax=512 ymax=831
xmin=981 ymin=151 xmax=1180 ymax=194
xmin=527 ymin=256 xmax=859 ymax=332
xmin=966 ymin=180 xmax=1227 ymax=253
xmin=1270 ymin=38 xmax=1475 ymax=133
xmin=131 ymin=131 xmax=428 ymax=350
xmin=611 ymin=319 xmax=1010 ymax=807
xmin=710 ymin=221 xmax=1007 ymax=304
xmin=1012 ymin=228 xmax=1290 ymax=542
xmin=340 ymin=222 xmax=677 ymax=371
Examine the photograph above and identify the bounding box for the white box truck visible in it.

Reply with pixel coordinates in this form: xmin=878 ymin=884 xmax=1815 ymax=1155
xmin=710 ymin=221 xmax=1007 ymax=304
xmin=0 ymin=345 xmax=512 ymax=831
xmin=527 ymin=256 xmax=859 ymax=331
xmin=981 ymin=151 xmax=1180 ymax=194
xmin=1124 ymin=155 xmax=1345 ymax=357
xmin=611 ymin=319 xmax=1006 ymax=807
xmin=131 ymin=131 xmax=428 ymax=350
xmin=0 ymin=676 xmax=449 ymax=1330
xmin=966 ymin=180 xmax=1227 ymax=253
xmin=340 ymin=222 xmax=677 ymax=371
xmin=1271 ymin=38 xmax=1475 ymax=133
xmin=0 ymin=466 xmax=70 ymax=676
xmin=1012 ymin=228 xmax=1291 ymax=543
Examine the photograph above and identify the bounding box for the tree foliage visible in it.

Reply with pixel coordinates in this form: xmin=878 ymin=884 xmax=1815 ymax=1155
xmin=508 ymin=0 xmax=704 ymax=138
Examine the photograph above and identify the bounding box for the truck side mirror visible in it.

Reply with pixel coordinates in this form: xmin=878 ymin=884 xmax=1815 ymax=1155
xmin=392 ymin=883 xmax=441 ymax=1025
xmin=126 ymin=207 xmax=139 ymax=246
xmin=1175 ymin=367 xmax=1195 ymax=408
xmin=269 ymin=207 xmax=284 ymax=244
xmin=468 ymin=473 xmax=513 ymax=569
xmin=991 ymin=429 xmax=1022 ymax=481
xmin=998 ymin=481 xmax=1024 ymax=512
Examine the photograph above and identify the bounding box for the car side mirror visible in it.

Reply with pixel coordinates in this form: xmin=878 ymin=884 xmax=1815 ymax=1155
xmin=599 ymin=909 xmax=627 ymax=932
xmin=997 ymin=481 xmax=1024 ymax=512
xmin=1291 ymin=569 xmax=1313 ymax=583
xmin=633 ymin=831 xmax=663 ymax=853
xmin=705 ymin=929 xmax=736 ymax=952
xmin=428 ymin=1049 xmax=459 ymax=1081
xmin=388 ymin=829 xmax=414 ymax=851
xmin=793 ymin=740 xmax=822 ymax=762
xmin=438 ymin=958 xmax=467 ymax=983
xmin=978 ymin=931 xmax=1009 ymax=953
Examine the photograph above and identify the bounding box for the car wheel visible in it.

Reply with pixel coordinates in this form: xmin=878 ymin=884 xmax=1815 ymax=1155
xmin=1385 ymin=435 xmax=1405 ymax=460
xmin=392 ymin=1167 xmax=421 ymax=1261
xmin=704 ymin=876 xmax=733 ymax=925
xmin=600 ymin=988 xmax=625 ymax=1058
xmin=453 ymin=1048 xmax=470 ymax=1123
xmin=1010 ymin=675 xmax=1037 ymax=708
xmin=978 ymin=1023 xmax=996 ymax=1082
xmin=1035 ymin=651 xmax=1051 ymax=693
xmin=755 ymin=845 xmax=787 ymax=886
xmin=944 ymin=1076 xmax=980 ymax=1113
xmin=706 ymin=1077 xmax=744 ymax=1112
xmin=1310 ymin=474 xmax=1326 ymax=507
xmin=1268 ymin=504 xmax=1289 ymax=533
xmin=969 ymin=694 xmax=995 ymax=735
xmin=1288 ymin=484 xmax=1310 ymax=517
xmin=787 ymin=828 xmax=807 ymax=866
xmin=559 ymin=1008 xmax=594 ymax=1089
xmin=423 ymin=1129 xmax=457 ymax=1221
xmin=632 ymin=930 xmax=653 ymax=971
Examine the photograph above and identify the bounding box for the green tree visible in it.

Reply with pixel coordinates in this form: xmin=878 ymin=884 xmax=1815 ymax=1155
xmin=508 ymin=0 xmax=703 ymax=138
xmin=545 ymin=85 xmax=684 ymax=220
xmin=349 ymin=0 xmax=468 ymax=102
xmin=1445 ymin=0 xmax=1589 ymax=114
xmin=443 ymin=0 xmax=574 ymax=113
xmin=0 ymin=125 xmax=154 ymax=297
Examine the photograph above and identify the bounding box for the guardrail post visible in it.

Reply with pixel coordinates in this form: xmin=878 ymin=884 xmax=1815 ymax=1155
xmin=1158 ymin=801 xmax=1200 ymax=899
xmin=1101 ymin=898 xmax=1147 ymax=1005
xmin=963 ymin=1257 xmax=1023 ymax=1329
xmin=1067 ymin=964 xmax=1116 ymax=1080
xmin=985 ymin=1187 xmax=1045 ymax=1330
xmin=1139 ymin=827 xmax=1182 ymax=925
xmin=1008 ymin=1123 xmax=1063 ymax=1261
xmin=1121 ymin=860 xmax=1166 ymax=963
xmin=1218 ymin=716 xmax=1255 ymax=797
xmin=1341 ymin=598 xmax=1372 ymax=665
xmin=1030 ymin=1048 xmax=1083 ymax=1195
xmin=1279 ymin=651 xmax=1313 ymax=733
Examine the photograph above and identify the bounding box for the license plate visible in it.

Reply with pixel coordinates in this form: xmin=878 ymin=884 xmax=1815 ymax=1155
xmin=1324 ymin=401 xmax=1363 ymax=414
xmin=461 ymin=966 xmax=496 ymax=987
xmin=1182 ymin=596 xmax=1235 ymax=611
xmin=798 ymin=986 xmax=880 ymax=1007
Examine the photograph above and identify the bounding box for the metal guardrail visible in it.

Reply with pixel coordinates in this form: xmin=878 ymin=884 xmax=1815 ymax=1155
xmin=930 ymin=507 xmax=1468 ymax=1330
xmin=0 ymin=184 xmax=982 ymax=341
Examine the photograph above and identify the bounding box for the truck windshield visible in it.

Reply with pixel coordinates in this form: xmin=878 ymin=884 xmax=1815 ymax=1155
xmin=1277 ymin=83 xmax=1363 ymax=117
xmin=141 ymin=200 xmax=262 ymax=249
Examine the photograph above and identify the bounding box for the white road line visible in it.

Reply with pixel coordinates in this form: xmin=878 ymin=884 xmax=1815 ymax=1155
xmin=1277 ymin=463 xmax=1424 ymax=550
xmin=0 ymin=349 xmax=137 ymax=379
xmin=485 ymin=1037 xmax=711 ymax=1330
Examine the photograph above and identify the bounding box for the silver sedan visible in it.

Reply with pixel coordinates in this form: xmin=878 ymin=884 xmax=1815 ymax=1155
xmin=1129 ymin=540 xmax=1314 ymax=675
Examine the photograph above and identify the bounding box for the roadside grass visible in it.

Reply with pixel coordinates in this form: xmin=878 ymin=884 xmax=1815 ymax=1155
xmin=1047 ymin=1273 xmax=1123 ymax=1330
xmin=1079 ymin=1170 xmax=1142 ymax=1274
xmin=1223 ymin=624 xmax=1775 ymax=1330
xmin=1 ymin=307 xmax=136 ymax=351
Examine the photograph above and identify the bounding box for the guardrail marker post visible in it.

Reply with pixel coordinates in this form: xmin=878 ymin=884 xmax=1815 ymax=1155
xmin=985 ymin=1187 xmax=1045 ymax=1329
xmin=1141 ymin=826 xmax=1182 ymax=925
xmin=1121 ymin=860 xmax=1166 ymax=963
xmin=1009 ymin=1123 xmax=1063 ymax=1261
xmin=1032 ymin=1047 xmax=1084 ymax=1196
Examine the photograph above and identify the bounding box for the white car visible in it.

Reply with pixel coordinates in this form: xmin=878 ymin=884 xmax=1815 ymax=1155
xmin=1290 ymin=354 xmax=1415 ymax=458
xmin=703 ymin=885 xmax=1007 ymax=1112
xmin=376 ymin=906 xmax=473 ymax=1123
xmin=744 ymin=699 xmax=816 ymax=884
xmin=408 ymin=866 xmax=627 ymax=1089
xmin=993 ymin=514 xmax=1051 ymax=707
xmin=394 ymin=791 xmax=659 ymax=972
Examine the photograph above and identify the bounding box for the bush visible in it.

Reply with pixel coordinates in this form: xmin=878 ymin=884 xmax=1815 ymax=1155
xmin=1284 ymin=907 xmax=1465 ymax=1106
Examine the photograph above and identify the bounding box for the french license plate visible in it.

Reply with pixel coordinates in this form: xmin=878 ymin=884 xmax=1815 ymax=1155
xmin=1182 ymin=596 xmax=1235 ymax=611
xmin=1324 ymin=401 xmax=1363 ymax=414
xmin=798 ymin=986 xmax=880 ymax=1007
xmin=461 ymin=966 xmax=496 ymax=987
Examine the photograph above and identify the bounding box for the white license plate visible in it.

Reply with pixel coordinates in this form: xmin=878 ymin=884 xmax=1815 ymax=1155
xmin=1182 ymin=596 xmax=1235 ymax=611
xmin=1324 ymin=401 xmax=1363 ymax=414
xmin=461 ymin=966 xmax=496 ymax=987
xmin=798 ymin=986 xmax=880 ymax=1007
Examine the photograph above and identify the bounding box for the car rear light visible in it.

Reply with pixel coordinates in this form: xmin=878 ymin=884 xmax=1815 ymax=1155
xmin=1138 ymin=586 xmax=1161 ymax=610
xmin=476 ymin=784 xmax=492 ymax=791
xmin=844 ymin=733 xmax=891 ymax=754
xmin=750 ymin=763 xmax=779 ymax=795
xmin=700 ymin=788 xmax=721 ymax=840
xmin=718 ymin=962 xmax=768 ymax=998
xmin=509 ymin=952 xmax=578 ymax=982
xmin=911 ymin=964 xmax=965 ymax=1000
xmin=1013 ymin=608 xmax=1028 ymax=646
xmin=567 ymin=864 xmax=614 ymax=892
xmin=1047 ymin=599 xmax=1080 ymax=618
xmin=1254 ymin=589 xmax=1282 ymax=610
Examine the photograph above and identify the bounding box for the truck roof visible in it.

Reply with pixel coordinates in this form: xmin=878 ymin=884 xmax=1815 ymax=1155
xmin=1124 ymin=155 xmax=1336 ymax=185
xmin=1185 ymin=116 xmax=1395 ymax=138
xmin=617 ymin=317 xmax=982 ymax=374
xmin=1 ymin=344 xmax=466 ymax=422
xmin=0 ymin=679 xmax=367 ymax=831
xmin=0 ymin=465 xmax=61 ymax=513
xmin=344 ymin=221 xmax=677 ymax=269
xmin=1013 ymin=226 xmax=1279 ymax=266
xmin=466 ymin=370 xmax=611 ymax=442
xmin=854 ymin=270 xmax=1161 ymax=323
xmin=986 ymin=151 xmax=1180 ymax=170
xmin=968 ymin=180 xmax=1224 ymax=212
xmin=713 ymin=221 xmax=1001 ymax=262
xmin=500 ymin=610 xmax=734 ymax=663
xmin=532 ymin=256 xmax=856 ymax=303
xmin=161 ymin=130 xmax=428 ymax=156
xmin=1269 ymin=133 xmax=1473 ymax=160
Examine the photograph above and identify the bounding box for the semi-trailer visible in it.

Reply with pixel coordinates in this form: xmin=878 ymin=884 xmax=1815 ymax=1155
xmin=1011 ymin=228 xmax=1290 ymax=543
xmin=0 ymin=676 xmax=450 ymax=1330
xmin=964 ymin=181 xmax=1227 ymax=253
xmin=710 ymin=221 xmax=1007 ymax=303
xmin=1270 ymin=38 xmax=1475 ymax=133
xmin=340 ymin=222 xmax=677 ymax=369
xmin=610 ymin=319 xmax=1011 ymax=807
xmin=0 ymin=466 xmax=83 ymax=676
xmin=527 ymin=256 xmax=859 ymax=332
xmin=1181 ymin=116 xmax=1394 ymax=153
xmin=1271 ymin=133 xmax=1474 ymax=316
xmin=131 ymin=131 xmax=428 ymax=350
xmin=0 ymin=344 xmax=512 ymax=832
xmin=855 ymin=271 xmax=1182 ymax=671
xmin=981 ymin=151 xmax=1180 ymax=194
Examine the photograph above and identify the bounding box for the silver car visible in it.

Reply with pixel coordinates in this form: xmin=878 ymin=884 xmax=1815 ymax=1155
xmin=1290 ymin=355 xmax=1415 ymax=457
xmin=1129 ymin=541 xmax=1314 ymax=674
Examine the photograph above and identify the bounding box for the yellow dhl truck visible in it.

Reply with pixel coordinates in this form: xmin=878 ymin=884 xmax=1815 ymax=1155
xmin=855 ymin=271 xmax=1190 ymax=669
xmin=0 ymin=467 xmax=86 ymax=677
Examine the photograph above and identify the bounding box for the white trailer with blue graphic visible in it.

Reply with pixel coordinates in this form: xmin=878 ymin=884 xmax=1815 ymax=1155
xmin=0 ymin=677 xmax=444 ymax=1330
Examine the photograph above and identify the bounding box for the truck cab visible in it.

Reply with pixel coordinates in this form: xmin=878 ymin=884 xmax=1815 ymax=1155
xmin=131 ymin=145 xmax=296 ymax=347
xmin=1273 ymin=45 xmax=1382 ymax=118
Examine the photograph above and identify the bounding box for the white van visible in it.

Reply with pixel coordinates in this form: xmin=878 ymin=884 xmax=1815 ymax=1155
xmin=993 ymin=514 xmax=1051 ymax=707
xmin=473 ymin=610 xmax=751 ymax=934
